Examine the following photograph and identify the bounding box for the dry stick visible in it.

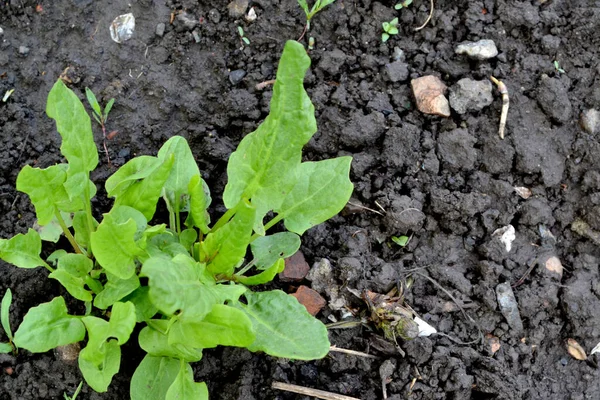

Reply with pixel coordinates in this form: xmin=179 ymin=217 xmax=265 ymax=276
xmin=414 ymin=0 xmax=435 ymax=31
xmin=329 ymin=345 xmax=379 ymax=359
xmin=272 ymin=382 xmax=361 ymax=400
xmin=255 ymin=79 xmax=276 ymax=90
xmin=490 ymin=76 xmax=509 ymax=139
xmin=413 ymin=271 xmax=484 ymax=345
xmin=347 ymin=201 xmax=385 ymax=216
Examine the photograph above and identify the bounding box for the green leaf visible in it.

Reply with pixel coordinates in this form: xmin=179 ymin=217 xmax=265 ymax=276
xmin=223 ymin=41 xmax=316 ymax=222
xmin=130 ymin=355 xmax=180 ymax=400
xmin=389 ymin=27 xmax=399 ymax=35
xmin=79 ymin=340 xmax=120 ymax=392
xmin=390 ymin=17 xmax=399 ymax=25
xmin=166 ymin=361 xmax=208 ymax=400
xmin=78 ymin=302 xmax=136 ymax=391
xmin=234 ymin=290 xmax=330 ymax=360
xmin=169 ymin=304 xmax=255 ymax=349
xmin=250 ymin=232 xmax=301 ymax=269
xmin=123 ymin=287 xmax=158 ymax=322
xmin=13 ymin=297 xmax=86 ymax=353
xmin=392 ymin=235 xmax=409 ymax=247
xmin=157 ymin=136 xmax=200 ymax=214
xmin=104 ymin=98 xmax=115 ymax=121
xmin=179 ymin=229 xmax=197 ymax=250
xmin=0 ymin=343 xmax=12 ymax=353
xmin=276 ymin=157 xmax=353 ymax=235
xmin=185 ymin=174 xmax=211 ymax=234
xmin=46 ymin=80 xmax=98 ymax=174
xmin=91 ymin=212 xmax=144 ymax=279
xmin=201 ymin=200 xmax=255 ymax=276
xmin=141 ymin=255 xmax=215 ymax=320
xmin=0 ymin=229 xmax=48 ymax=269
xmin=242 ymin=37 xmax=250 ymax=45
xmin=139 ymin=320 xmax=202 ymax=362
xmin=297 ymin=0 xmax=310 ymax=15
xmin=382 ymin=33 xmax=389 ymax=42
xmin=35 ymin=211 xmax=72 ymax=243
xmin=16 ymin=164 xmax=71 ymax=225
xmin=85 ymin=87 xmax=102 ymax=117
xmin=49 ymin=253 xmax=94 ymax=302
xmin=106 ymin=155 xmax=174 ymax=220
xmin=382 ymin=22 xmax=390 ymax=30
xmin=235 ymin=258 xmax=285 ymax=286
xmin=72 ymin=210 xmax=98 ymax=249
xmin=1 ymin=289 xmax=13 ymax=342
xmin=237 ymin=26 xmax=244 ymax=37
xmin=93 ymin=273 xmax=140 ymax=310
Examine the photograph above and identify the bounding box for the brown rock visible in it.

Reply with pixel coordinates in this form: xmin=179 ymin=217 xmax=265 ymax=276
xmin=411 ymin=76 xmax=450 ymax=117
xmin=292 ymin=285 xmax=326 ymax=316
xmin=279 ymin=251 xmax=310 ymax=282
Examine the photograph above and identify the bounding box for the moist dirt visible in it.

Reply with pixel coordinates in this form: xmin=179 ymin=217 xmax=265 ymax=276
xmin=1 ymin=0 xmax=600 ymax=399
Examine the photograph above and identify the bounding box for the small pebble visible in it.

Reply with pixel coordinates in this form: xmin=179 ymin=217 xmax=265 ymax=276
xmin=411 ymin=75 xmax=450 ymax=117
xmin=455 ymin=39 xmax=498 ymax=60
xmin=392 ymin=47 xmax=405 ymax=62
xmin=208 ymin=9 xmax=221 ymax=24
xmin=18 ymin=45 xmax=29 ymax=55
xmin=155 ymin=22 xmax=165 ymax=37
xmin=384 ymin=61 xmax=409 ymax=83
xmin=227 ymin=0 xmax=249 ymax=18
xmin=192 ymin=29 xmax=201 ymax=43
xmin=229 ymin=69 xmax=246 ymax=85
xmin=580 ymin=109 xmax=600 ymax=135
xmin=496 ymin=282 xmax=524 ymax=334
xmin=175 ymin=12 xmax=198 ymax=32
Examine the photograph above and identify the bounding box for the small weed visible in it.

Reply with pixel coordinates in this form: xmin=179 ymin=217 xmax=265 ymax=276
xmin=553 ymin=60 xmax=566 ymax=74
xmin=297 ymin=0 xmax=336 ymax=40
xmin=395 ymin=0 xmax=412 ymax=10
xmin=63 ymin=381 xmax=84 ymax=400
xmin=85 ymin=88 xmax=115 ymax=165
xmin=237 ymin=26 xmax=250 ymax=47
xmin=382 ymin=18 xmax=399 ymax=42
xmin=391 ymin=235 xmax=409 ymax=247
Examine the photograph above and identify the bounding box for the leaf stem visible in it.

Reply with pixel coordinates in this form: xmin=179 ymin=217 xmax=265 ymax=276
xmin=211 ymin=203 xmax=239 ymax=232
xmin=82 ymin=185 xmax=96 ymax=256
xmin=235 ymin=258 xmax=257 ymax=277
xmin=250 ymin=213 xmax=284 ymax=242
xmin=55 ymin=210 xmax=82 ymax=255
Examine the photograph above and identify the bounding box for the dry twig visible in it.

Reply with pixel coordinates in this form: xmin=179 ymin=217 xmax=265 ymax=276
xmin=490 ymin=76 xmax=509 ymax=139
xmin=414 ymin=0 xmax=434 ymax=31
xmin=329 ymin=345 xmax=379 ymax=359
xmin=255 ymin=79 xmax=276 ymax=90
xmin=272 ymin=381 xmax=361 ymax=400
xmin=347 ymin=201 xmax=385 ymax=216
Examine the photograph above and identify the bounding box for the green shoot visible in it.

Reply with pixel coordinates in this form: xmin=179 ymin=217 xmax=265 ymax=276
xmin=297 ymin=0 xmax=336 ymax=40
xmin=85 ymin=87 xmax=116 ymax=166
xmin=63 ymin=381 xmax=84 ymax=400
xmin=394 ymin=0 xmax=412 ymax=9
xmin=237 ymin=26 xmax=250 ymax=47
xmin=391 ymin=235 xmax=409 ymax=247
xmin=0 ymin=289 xmax=15 ymax=354
xmin=382 ymin=18 xmax=399 ymax=42
xmin=553 ymin=60 xmax=566 ymax=74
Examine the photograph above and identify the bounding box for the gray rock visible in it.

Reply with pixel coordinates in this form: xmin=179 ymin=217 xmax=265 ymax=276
xmin=306 ymin=259 xmax=345 ymax=311
xmin=229 ymin=69 xmax=246 ymax=85
xmin=18 ymin=46 xmax=29 ymax=55
xmin=580 ymin=109 xmax=600 ymax=135
xmin=537 ymin=75 xmax=572 ymax=123
xmin=449 ymin=78 xmax=493 ymax=114
xmin=496 ymin=282 xmax=523 ymax=334
xmin=208 ymin=9 xmax=221 ymax=24
xmin=455 ymin=39 xmax=498 ymax=60
xmin=175 ymin=12 xmax=198 ymax=32
xmin=392 ymin=47 xmax=405 ymax=62
xmin=383 ymin=60 xmax=409 ymax=83
xmin=227 ymin=0 xmax=249 ymax=18
xmin=155 ymin=23 xmax=165 ymax=37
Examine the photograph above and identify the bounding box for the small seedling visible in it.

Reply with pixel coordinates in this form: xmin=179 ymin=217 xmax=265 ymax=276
xmin=382 ymin=18 xmax=399 ymax=42
xmin=0 ymin=289 xmax=15 ymax=354
xmin=553 ymin=60 xmax=566 ymax=74
xmin=237 ymin=26 xmax=250 ymax=47
xmin=297 ymin=0 xmax=336 ymax=40
xmin=308 ymin=36 xmax=315 ymax=50
xmin=391 ymin=235 xmax=409 ymax=247
xmin=85 ymin=88 xmax=115 ymax=165
xmin=395 ymin=0 xmax=412 ymax=10
xmin=63 ymin=381 xmax=84 ymax=400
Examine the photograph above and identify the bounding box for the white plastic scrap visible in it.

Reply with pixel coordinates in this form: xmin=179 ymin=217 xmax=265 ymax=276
xmin=110 ymin=13 xmax=135 ymax=43
xmin=414 ymin=316 xmax=437 ymax=337
xmin=492 ymin=224 xmax=516 ymax=252
xmin=591 ymin=341 xmax=600 ymax=356
xmin=246 ymin=7 xmax=257 ymax=22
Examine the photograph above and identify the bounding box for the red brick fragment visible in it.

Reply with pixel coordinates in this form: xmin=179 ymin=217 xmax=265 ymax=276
xmin=292 ymin=285 xmax=326 ymax=316
xmin=279 ymin=251 xmax=310 ymax=282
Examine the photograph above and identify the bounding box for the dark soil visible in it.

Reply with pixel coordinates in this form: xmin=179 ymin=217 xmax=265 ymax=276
xmin=2 ymin=0 xmax=600 ymax=399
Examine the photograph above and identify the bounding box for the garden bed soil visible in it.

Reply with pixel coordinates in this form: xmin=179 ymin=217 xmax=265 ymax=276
xmin=2 ymin=0 xmax=600 ymax=399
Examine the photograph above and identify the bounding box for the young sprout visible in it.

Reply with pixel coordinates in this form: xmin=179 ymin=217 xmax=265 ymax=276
xmin=395 ymin=0 xmax=413 ymax=10
xmin=382 ymin=18 xmax=399 ymax=42
xmin=85 ymin=88 xmax=116 ymax=165
xmin=237 ymin=26 xmax=250 ymax=46
xmin=63 ymin=381 xmax=84 ymax=400
xmin=297 ymin=0 xmax=336 ymax=40
xmin=391 ymin=235 xmax=409 ymax=247
xmin=308 ymin=36 xmax=315 ymax=50
xmin=553 ymin=60 xmax=566 ymax=74
xmin=0 ymin=289 xmax=15 ymax=355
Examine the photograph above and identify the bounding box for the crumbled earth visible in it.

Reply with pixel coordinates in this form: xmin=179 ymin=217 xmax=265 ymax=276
xmin=1 ymin=1 xmax=600 ymax=399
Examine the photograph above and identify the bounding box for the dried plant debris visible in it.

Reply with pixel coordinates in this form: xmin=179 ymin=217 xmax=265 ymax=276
xmin=566 ymin=338 xmax=587 ymax=361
